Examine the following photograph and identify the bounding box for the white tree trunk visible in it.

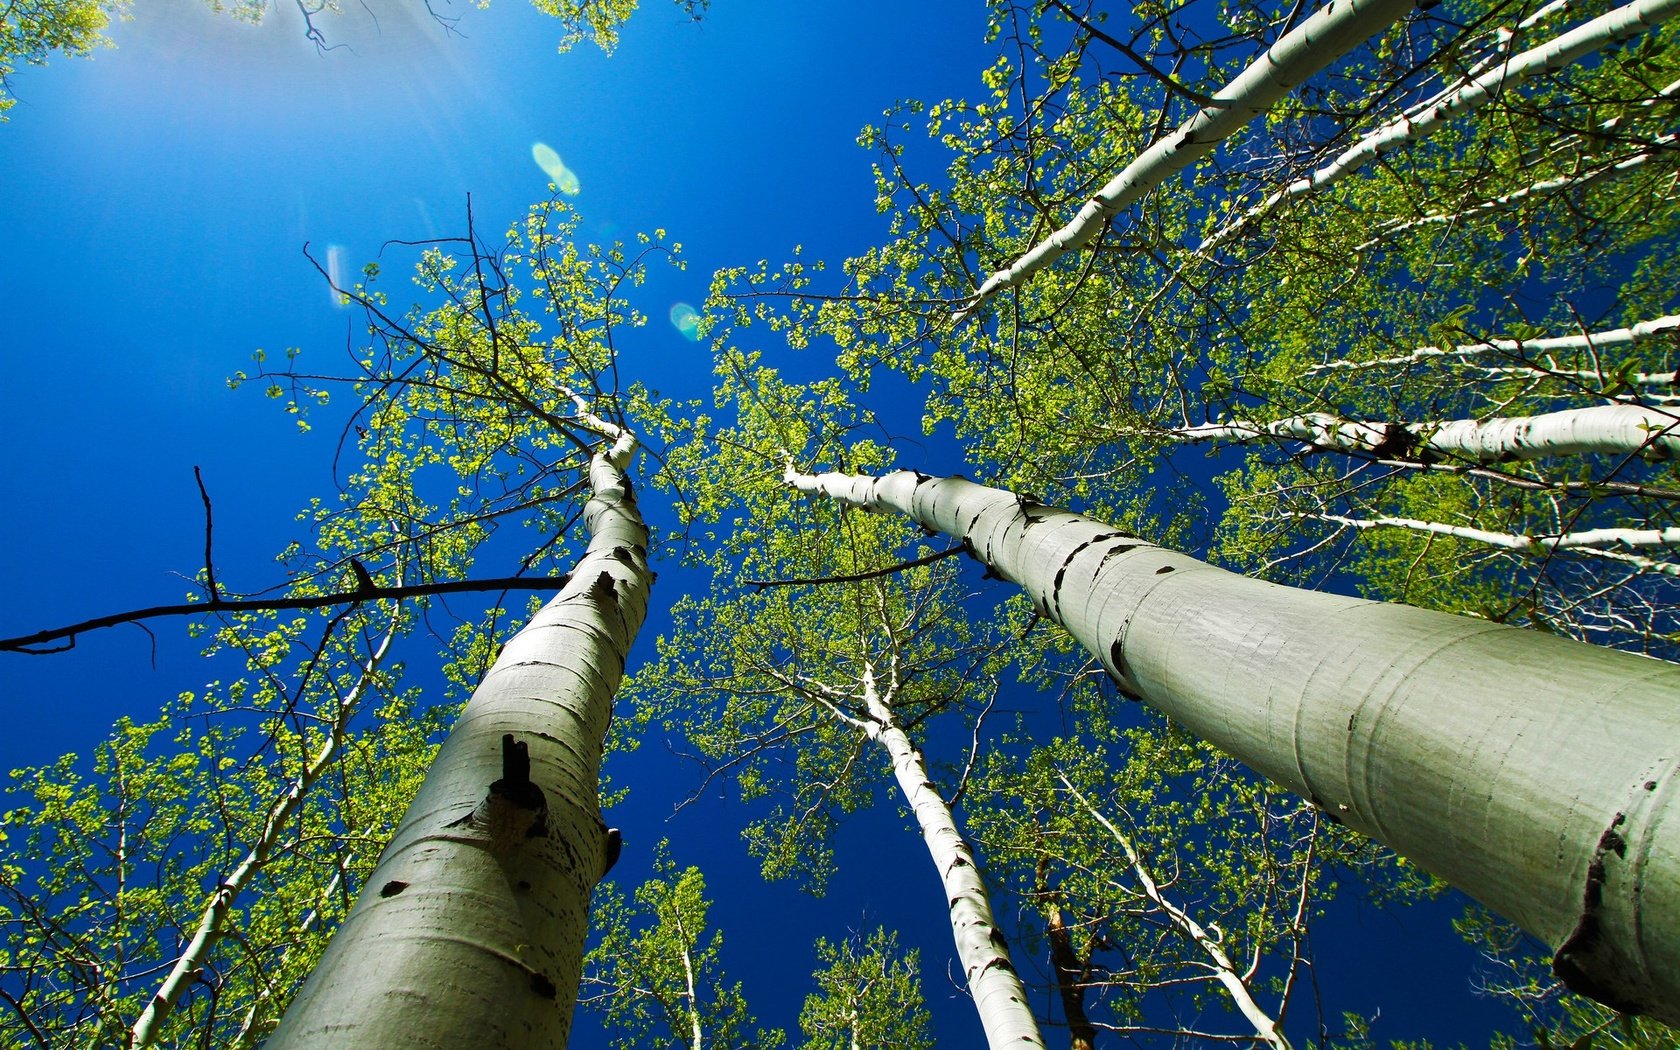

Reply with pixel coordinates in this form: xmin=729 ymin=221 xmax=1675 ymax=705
xmin=785 ymin=466 xmax=1680 ymax=1024
xmin=955 ymin=0 xmax=1419 ymax=320
xmin=1313 ymin=513 xmax=1680 ymax=575
xmin=267 ymin=427 xmax=651 ymax=1048
xmin=1308 ymin=314 xmax=1680 ymax=374
xmin=858 ymin=664 xmax=1045 ymax=1050
xmin=1166 ymin=405 xmax=1680 ymax=461
xmin=1053 ymin=772 xmax=1291 ymax=1050
xmin=131 ymin=618 xmax=400 ymax=1047
xmin=1199 ymin=0 xmax=1680 ymax=251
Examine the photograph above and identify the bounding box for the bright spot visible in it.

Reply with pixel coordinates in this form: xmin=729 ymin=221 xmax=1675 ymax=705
xmin=669 ymin=302 xmax=701 ymax=341
xmin=532 ymin=142 xmax=581 ymax=196
xmin=324 ymin=244 xmax=348 ymax=309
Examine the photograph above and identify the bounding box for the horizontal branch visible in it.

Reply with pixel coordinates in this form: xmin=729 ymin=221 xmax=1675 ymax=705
xmin=0 ymin=575 xmax=571 ymax=655
xmin=742 ymin=545 xmax=963 ymax=591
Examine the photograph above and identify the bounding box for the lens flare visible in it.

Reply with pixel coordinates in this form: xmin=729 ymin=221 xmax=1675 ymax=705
xmin=324 ymin=244 xmax=348 ymax=309
xmin=531 ymin=142 xmax=581 ymax=195
xmin=669 ymin=303 xmax=701 ymax=341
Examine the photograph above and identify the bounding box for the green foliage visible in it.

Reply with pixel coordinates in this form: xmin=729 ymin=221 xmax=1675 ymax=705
xmin=798 ymin=928 xmax=933 ymax=1050
xmin=583 ymin=842 xmax=783 ymax=1049
xmin=0 ymin=0 xmax=126 ymax=117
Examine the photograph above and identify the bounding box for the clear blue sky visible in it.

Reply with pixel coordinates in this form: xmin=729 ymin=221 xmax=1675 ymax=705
xmin=0 ymin=2 xmax=1514 ymax=1045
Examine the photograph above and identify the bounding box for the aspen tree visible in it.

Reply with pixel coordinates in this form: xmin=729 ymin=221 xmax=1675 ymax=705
xmin=785 ymin=464 xmax=1680 ymax=1025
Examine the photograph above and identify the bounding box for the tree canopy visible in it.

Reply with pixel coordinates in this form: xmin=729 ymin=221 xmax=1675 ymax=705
xmin=4 ymin=0 xmax=1680 ymax=1047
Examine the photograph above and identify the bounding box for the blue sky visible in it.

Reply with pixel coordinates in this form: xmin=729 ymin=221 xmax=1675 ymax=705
xmin=0 ymin=2 xmax=1519 ymax=1045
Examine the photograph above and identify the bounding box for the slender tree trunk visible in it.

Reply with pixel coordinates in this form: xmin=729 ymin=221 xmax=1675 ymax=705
xmin=1199 ymin=0 xmax=1680 ymax=251
xmin=785 ymin=466 xmax=1680 ymax=1024
xmin=1032 ymin=857 xmax=1095 ymax=1050
xmin=858 ymin=664 xmax=1046 ymax=1049
xmin=1357 ymin=135 xmax=1680 ymax=252
xmin=1054 ymin=773 xmax=1292 ymax=1050
xmin=267 ymin=429 xmax=651 ymax=1048
xmin=1164 ymin=404 xmax=1680 ymax=461
xmin=1307 ymin=314 xmax=1680 ymax=374
xmin=1311 ymin=512 xmax=1680 ymax=574
xmin=955 ymin=0 xmax=1419 ymax=320
xmin=131 ymin=617 xmax=400 ymax=1046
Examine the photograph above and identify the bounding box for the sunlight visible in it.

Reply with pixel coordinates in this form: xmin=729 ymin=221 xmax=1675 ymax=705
xmin=531 ymin=143 xmax=582 ymax=196
xmin=669 ymin=303 xmax=701 ymax=340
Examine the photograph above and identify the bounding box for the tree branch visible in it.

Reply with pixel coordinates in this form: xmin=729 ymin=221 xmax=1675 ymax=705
xmin=742 ymin=545 xmax=964 ymax=591
xmin=1 ymin=575 xmax=571 ymax=655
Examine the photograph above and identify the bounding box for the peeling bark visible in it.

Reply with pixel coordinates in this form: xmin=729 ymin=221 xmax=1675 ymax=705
xmin=787 ymin=466 xmax=1680 ymax=1025
xmin=267 ymin=429 xmax=651 ymax=1049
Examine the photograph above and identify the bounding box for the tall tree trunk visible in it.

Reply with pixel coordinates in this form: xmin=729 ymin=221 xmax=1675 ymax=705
xmin=785 ymin=466 xmax=1680 ymax=1024
xmin=1308 ymin=512 xmax=1680 ymax=576
xmin=956 ymin=0 xmax=1419 ymax=320
xmin=859 ymin=664 xmax=1046 ymax=1049
xmin=268 ymin=429 xmax=650 ymax=1048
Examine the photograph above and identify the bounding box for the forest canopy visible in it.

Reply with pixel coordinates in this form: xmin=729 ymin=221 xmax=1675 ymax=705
xmin=2 ymin=0 xmax=1679 ymax=1047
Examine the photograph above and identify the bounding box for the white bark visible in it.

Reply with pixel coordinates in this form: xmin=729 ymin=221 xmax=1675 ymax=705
xmin=1199 ymin=0 xmax=1680 ymax=252
xmin=1166 ymin=405 xmax=1680 ymax=461
xmin=1314 ymin=512 xmax=1680 ymax=576
xmin=267 ymin=424 xmax=651 ymax=1049
xmin=785 ymin=466 xmax=1680 ymax=1024
xmin=858 ymin=664 xmax=1045 ymax=1049
xmin=130 ymin=618 xmax=400 ymax=1047
xmin=954 ymin=0 xmax=1419 ymax=320
xmin=1054 ymin=772 xmax=1292 ymax=1050
xmin=1308 ymin=314 xmax=1680 ymax=374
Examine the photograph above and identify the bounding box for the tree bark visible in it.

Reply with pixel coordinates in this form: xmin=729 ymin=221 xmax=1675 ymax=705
xmin=786 ymin=466 xmax=1680 ymax=1025
xmin=267 ymin=428 xmax=650 ymax=1049
xmin=1165 ymin=405 xmax=1680 ymax=462
xmin=859 ymin=664 xmax=1046 ymax=1049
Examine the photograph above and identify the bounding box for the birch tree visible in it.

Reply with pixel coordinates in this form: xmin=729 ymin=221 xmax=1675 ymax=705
xmin=631 ymin=363 xmax=1046 ymax=1048
xmin=3 ymin=198 xmax=675 ymax=1045
xmin=783 ymin=464 xmax=1680 ymax=1026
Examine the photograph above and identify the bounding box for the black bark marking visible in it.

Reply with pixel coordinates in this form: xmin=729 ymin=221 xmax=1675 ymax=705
xmin=379 ymin=880 xmax=409 ymax=898
xmin=1097 ymin=542 xmax=1140 ymax=569
xmin=1368 ymin=425 xmax=1418 ymax=459
xmin=1155 ymin=565 xmax=1175 ymax=574
xmin=587 ymin=571 xmax=618 ymax=606
xmin=1552 ymin=812 xmax=1642 ymax=1012
xmin=1646 ymin=780 xmax=1659 ymax=791
xmin=1108 ymin=637 xmax=1127 ymax=679
xmin=1051 ymin=562 xmax=1070 ymax=619
xmin=530 ymin=973 xmax=558 ymax=1000
xmin=601 ymin=828 xmax=623 ymax=878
